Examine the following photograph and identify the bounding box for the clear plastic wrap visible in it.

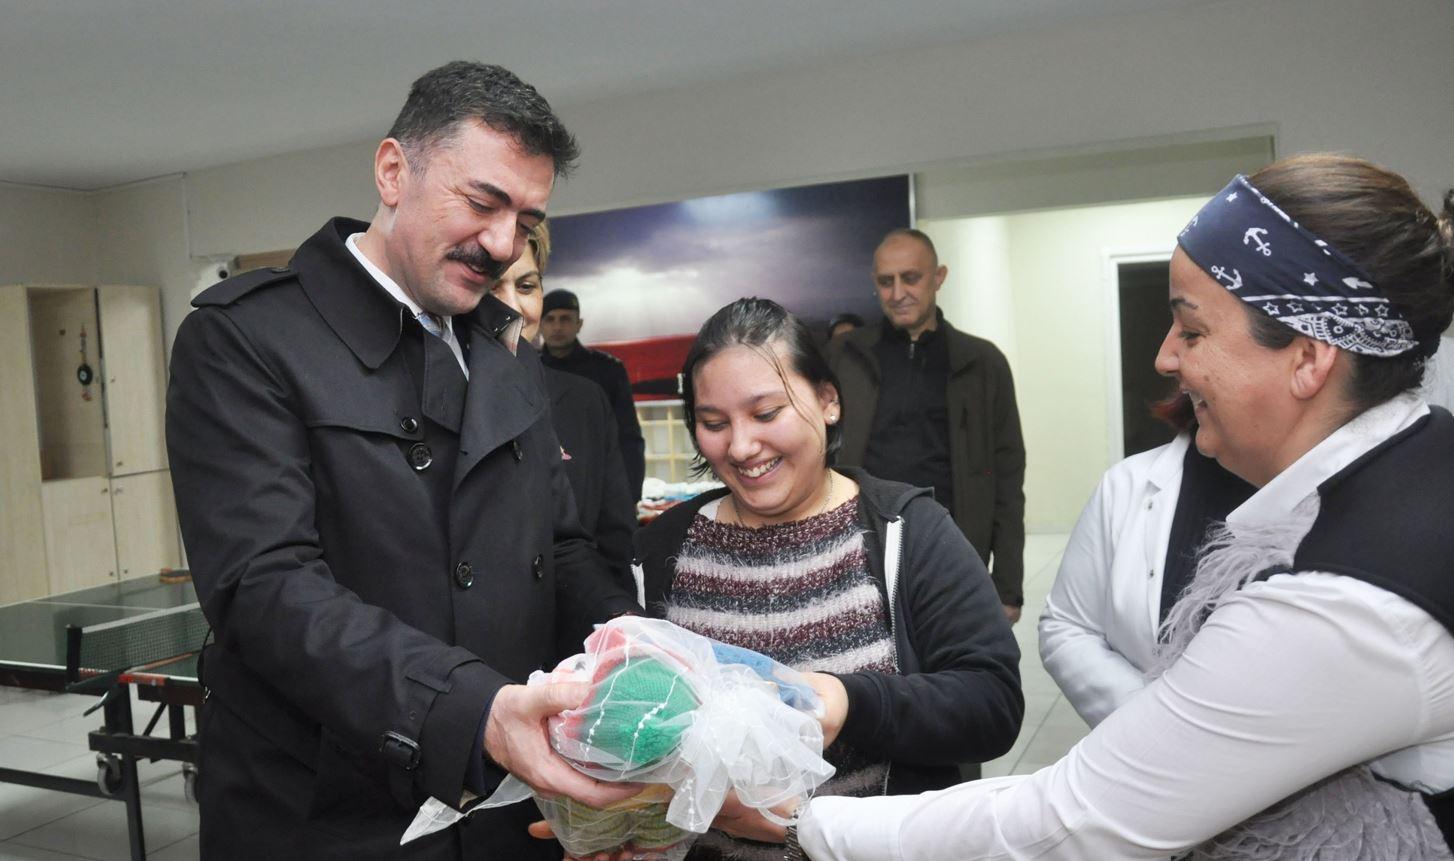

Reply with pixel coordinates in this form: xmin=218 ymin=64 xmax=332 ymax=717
xmin=402 ymin=617 xmax=834 ymax=853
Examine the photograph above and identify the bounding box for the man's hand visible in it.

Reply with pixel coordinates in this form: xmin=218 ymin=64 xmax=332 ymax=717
xmin=1003 ymin=604 xmax=1022 ymax=625
xmin=484 ymin=683 xmax=640 ymax=809
xmin=803 ymin=673 xmax=848 ymax=749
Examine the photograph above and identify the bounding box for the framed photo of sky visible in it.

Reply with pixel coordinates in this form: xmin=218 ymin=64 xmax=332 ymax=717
xmin=546 ymin=175 xmax=910 ymax=399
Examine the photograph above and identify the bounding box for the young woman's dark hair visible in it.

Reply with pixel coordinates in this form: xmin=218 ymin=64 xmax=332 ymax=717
xmin=1240 ymin=154 xmax=1454 ymax=412
xmin=680 ymin=298 xmax=844 ymax=476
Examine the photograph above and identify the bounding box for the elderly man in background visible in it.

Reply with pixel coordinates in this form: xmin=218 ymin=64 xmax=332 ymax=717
xmin=828 ymin=228 xmax=1026 ymax=624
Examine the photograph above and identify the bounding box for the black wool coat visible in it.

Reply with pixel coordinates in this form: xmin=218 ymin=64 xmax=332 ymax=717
xmin=166 ymin=218 xmax=638 ymax=860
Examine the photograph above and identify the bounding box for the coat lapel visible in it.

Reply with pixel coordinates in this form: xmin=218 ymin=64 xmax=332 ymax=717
xmin=419 ymin=332 xmax=466 ymax=433
xmin=453 ymin=297 xmax=542 ymax=488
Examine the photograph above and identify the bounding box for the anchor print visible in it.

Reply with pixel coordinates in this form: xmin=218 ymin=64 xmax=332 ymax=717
xmin=1210 ymin=265 xmax=1243 ymax=291
xmin=1243 ymin=227 xmax=1272 ymax=256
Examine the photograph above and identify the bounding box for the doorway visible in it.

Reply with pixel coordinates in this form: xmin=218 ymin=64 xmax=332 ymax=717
xmin=1116 ymin=258 xmax=1176 ymax=458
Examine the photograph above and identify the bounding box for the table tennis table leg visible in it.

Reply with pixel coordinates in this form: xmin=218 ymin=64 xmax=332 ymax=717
xmin=102 ymin=684 xmax=147 ymax=861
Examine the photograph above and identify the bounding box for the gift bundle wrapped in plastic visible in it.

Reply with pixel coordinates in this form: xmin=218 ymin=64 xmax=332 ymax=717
xmin=402 ymin=617 xmax=835 ymax=857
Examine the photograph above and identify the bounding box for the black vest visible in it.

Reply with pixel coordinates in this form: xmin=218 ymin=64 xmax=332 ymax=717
xmin=1259 ymin=405 xmax=1454 ymax=840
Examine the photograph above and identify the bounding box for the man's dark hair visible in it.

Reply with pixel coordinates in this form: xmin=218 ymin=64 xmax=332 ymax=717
xmin=681 ymin=298 xmax=844 ymax=476
xmin=386 ymin=61 xmax=580 ymax=177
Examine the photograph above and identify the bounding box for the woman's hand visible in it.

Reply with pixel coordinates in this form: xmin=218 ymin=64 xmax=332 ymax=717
xmin=710 ymin=791 xmax=798 ymax=843
xmin=804 ymin=672 xmax=848 ymax=749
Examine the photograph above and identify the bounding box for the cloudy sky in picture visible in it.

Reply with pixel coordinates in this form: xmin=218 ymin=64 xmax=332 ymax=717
xmin=548 ymin=176 xmax=908 ymax=344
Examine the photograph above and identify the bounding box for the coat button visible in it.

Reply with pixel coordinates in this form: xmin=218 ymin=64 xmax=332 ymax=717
xmin=454 ymin=562 xmax=474 ymax=589
xmin=532 ymin=555 xmax=544 ymax=580
xmin=400 ymin=416 xmax=419 ymax=434
xmin=511 ymin=440 xmax=523 ymax=463
xmin=409 ymin=443 xmax=433 ymax=471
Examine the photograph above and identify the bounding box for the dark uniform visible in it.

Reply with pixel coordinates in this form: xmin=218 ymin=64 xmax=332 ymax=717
xmin=543 ymin=367 xmax=638 ymax=652
xmin=541 ymin=342 xmax=645 ymax=500
xmin=166 ymin=217 xmax=638 ymax=859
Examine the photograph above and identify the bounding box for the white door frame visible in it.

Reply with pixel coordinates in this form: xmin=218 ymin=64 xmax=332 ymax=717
xmin=1101 ymin=245 xmax=1176 ymax=465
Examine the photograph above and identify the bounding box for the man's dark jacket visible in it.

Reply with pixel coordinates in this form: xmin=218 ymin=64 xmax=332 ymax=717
xmin=541 ymin=342 xmax=646 ymax=499
xmin=828 ymin=318 xmax=1027 ymax=606
xmin=166 ymin=218 xmax=638 ymax=859
xmin=634 ymin=469 xmax=1024 ymax=793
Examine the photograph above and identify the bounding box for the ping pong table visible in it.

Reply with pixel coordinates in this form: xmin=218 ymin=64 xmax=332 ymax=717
xmin=0 ymin=573 xmax=208 ymax=860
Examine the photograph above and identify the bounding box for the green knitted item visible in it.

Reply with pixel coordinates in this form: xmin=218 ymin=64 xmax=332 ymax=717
xmin=537 ymin=790 xmax=689 ymax=855
xmin=581 ymin=653 xmax=699 ymax=771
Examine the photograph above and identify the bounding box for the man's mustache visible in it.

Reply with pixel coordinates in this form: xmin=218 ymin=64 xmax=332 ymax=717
xmin=445 ymin=246 xmax=505 ymax=280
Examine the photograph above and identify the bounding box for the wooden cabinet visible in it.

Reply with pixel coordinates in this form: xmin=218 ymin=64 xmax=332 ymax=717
xmin=0 ymin=284 xmax=181 ymax=603
xmin=111 ymin=470 xmax=181 ymax=580
xmin=40 ymin=477 xmax=118 ymax=594
xmin=98 ymin=287 xmax=169 ymax=477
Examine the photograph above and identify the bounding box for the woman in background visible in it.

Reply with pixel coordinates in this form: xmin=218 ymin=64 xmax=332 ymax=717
xmin=1038 ymin=391 xmax=1252 ymax=726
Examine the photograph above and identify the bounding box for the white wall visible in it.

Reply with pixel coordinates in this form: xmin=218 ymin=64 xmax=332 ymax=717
xmin=542 ymin=0 xmax=1451 ymax=214
xmin=93 ymin=176 xmax=195 ymax=352
xmin=171 ymin=0 xmax=1451 ymax=262
xmin=186 ymin=142 xmax=378 ymax=259
xmin=0 ymin=183 xmax=96 ymax=284
xmin=926 ymin=197 xmax=1204 ymax=533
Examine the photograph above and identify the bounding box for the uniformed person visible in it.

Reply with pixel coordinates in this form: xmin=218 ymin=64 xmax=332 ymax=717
xmin=491 ymin=223 xmax=638 ymax=628
xmin=539 ymin=289 xmax=647 ymax=499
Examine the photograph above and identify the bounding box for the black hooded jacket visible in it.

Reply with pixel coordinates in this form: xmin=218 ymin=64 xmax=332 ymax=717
xmin=633 ymin=468 xmax=1024 ymax=795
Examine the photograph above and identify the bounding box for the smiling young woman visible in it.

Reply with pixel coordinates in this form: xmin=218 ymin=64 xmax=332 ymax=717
xmin=631 ymin=298 xmax=1024 ymax=861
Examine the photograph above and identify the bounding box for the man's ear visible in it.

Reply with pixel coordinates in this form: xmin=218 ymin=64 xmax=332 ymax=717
xmin=375 ymin=138 xmax=409 ymax=208
xmin=933 ymin=264 xmax=948 ymax=292
xmin=1289 ymin=337 xmax=1341 ymax=401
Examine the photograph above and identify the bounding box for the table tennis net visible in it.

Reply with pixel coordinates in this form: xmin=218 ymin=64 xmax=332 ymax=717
xmin=66 ymin=604 xmax=210 ymax=682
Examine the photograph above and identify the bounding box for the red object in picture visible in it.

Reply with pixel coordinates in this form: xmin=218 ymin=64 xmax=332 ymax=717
xmin=593 ymin=335 xmax=696 ymax=402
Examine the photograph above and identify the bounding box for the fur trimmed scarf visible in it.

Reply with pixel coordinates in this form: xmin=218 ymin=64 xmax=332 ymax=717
xmin=1149 ymin=501 xmax=1452 ymax=860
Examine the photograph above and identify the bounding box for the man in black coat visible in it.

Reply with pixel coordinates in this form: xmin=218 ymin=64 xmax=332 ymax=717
xmin=166 ymin=62 xmax=640 ymax=859
xmin=538 ymin=289 xmax=647 ymax=500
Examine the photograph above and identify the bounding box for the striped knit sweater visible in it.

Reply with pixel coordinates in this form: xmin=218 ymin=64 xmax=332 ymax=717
xmin=666 ymin=495 xmax=895 ymax=861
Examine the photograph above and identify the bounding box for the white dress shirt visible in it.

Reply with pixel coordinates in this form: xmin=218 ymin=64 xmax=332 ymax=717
xmin=1038 ymin=434 xmax=1188 ymax=726
xmin=345 ymin=232 xmax=470 ymax=376
xmin=800 ymin=393 xmax=1454 ymax=860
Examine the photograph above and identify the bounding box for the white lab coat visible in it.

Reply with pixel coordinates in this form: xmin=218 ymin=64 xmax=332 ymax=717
xmin=1037 ymin=434 xmax=1188 ymax=726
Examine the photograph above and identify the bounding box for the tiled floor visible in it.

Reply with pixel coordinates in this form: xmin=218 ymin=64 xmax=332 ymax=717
xmin=0 ymin=533 xmax=1079 ymax=858
xmin=983 ymin=532 xmax=1088 ymax=778
xmin=0 ymin=688 xmax=199 ymax=860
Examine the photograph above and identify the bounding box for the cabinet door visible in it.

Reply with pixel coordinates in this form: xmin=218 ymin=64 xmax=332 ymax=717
xmin=0 ymin=285 xmax=49 ymax=603
xmin=98 ymin=286 xmax=168 ymax=476
xmin=42 ymin=476 xmax=118 ymax=594
xmin=111 ymin=470 xmax=183 ymax=579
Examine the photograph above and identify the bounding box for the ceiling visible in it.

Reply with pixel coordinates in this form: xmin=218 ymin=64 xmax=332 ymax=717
xmin=1 ymin=0 xmax=1221 ymax=191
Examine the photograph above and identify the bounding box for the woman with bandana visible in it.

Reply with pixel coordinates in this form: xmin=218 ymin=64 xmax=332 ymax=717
xmin=780 ymin=154 xmax=1454 ymax=860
